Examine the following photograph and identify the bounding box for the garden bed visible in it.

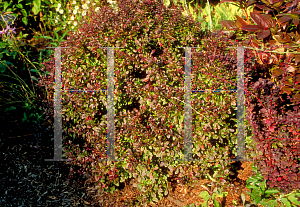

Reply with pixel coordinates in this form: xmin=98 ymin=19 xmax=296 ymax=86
xmin=0 ymin=128 xmax=256 ymax=206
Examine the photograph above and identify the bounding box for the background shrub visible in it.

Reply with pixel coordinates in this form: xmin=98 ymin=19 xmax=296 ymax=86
xmin=219 ymin=0 xmax=300 ymax=193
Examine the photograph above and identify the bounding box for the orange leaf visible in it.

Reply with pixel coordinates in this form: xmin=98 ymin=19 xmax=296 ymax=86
xmin=295 ymin=74 xmax=300 ymax=82
xmin=280 ymin=86 xmax=294 ymax=95
xmin=272 ymin=68 xmax=285 ymax=77
xmin=292 ymin=93 xmax=300 ymax=101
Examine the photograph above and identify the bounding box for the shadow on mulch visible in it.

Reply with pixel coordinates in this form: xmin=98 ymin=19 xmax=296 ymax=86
xmin=0 ymin=127 xmax=98 ymax=206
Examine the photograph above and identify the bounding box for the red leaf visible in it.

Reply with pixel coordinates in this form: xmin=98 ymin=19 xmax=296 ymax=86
xmin=150 ymin=49 xmax=156 ymax=56
xmin=241 ymin=25 xmax=262 ymax=32
xmin=219 ymin=20 xmax=239 ymax=30
xmin=277 ymin=15 xmax=292 ymax=24
xmin=250 ymin=13 xmax=274 ymax=30
xmin=261 ymin=14 xmax=276 ymax=28
xmin=257 ymin=29 xmax=271 ymax=39
xmin=293 ymin=18 xmax=299 ymax=26
xmin=235 ymin=15 xmax=249 ymax=27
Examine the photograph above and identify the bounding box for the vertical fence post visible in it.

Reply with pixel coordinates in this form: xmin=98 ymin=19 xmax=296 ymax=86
xmin=96 ymin=47 xmax=123 ymax=162
xmin=176 ymin=47 xmax=201 ymax=162
xmin=45 ymin=46 xmax=71 ymax=162
xmin=229 ymin=46 xmax=252 ymax=162
xmin=106 ymin=47 xmax=117 ymax=161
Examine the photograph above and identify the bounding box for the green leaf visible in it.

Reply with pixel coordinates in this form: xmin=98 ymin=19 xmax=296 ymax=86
xmin=207 ymin=173 xmax=216 ymax=182
xmin=6 ymin=8 xmax=13 ymax=13
xmin=265 ymin=189 xmax=279 ymax=197
xmin=58 ymin=30 xmax=70 ymax=43
xmin=247 ymin=176 xmax=260 ymax=185
xmin=43 ymin=0 xmax=51 ymax=5
xmin=40 ymin=35 xmax=54 ymax=40
xmin=54 ymin=30 xmax=59 ymax=40
xmin=241 ymin=192 xmax=246 ymax=205
xmin=152 ymin=196 xmax=158 ymax=203
xmin=260 ymin=199 xmax=278 ymax=207
xmin=1 ymin=49 xmax=10 ymax=56
xmin=164 ymin=189 xmax=168 ymax=196
xmin=213 ymin=197 xmax=221 ymax=207
xmin=30 ymin=69 xmax=38 ymax=73
xmin=199 ymin=191 xmax=210 ymax=201
xmin=261 ymin=180 xmax=266 ymax=193
xmin=10 ymin=51 xmax=17 ymax=59
xmin=0 ymin=41 xmax=8 ymax=48
xmin=22 ymin=16 xmax=28 ymax=25
xmin=31 ymin=76 xmax=38 ymax=81
xmin=281 ymin=197 xmax=291 ymax=207
xmin=109 ymin=185 xmax=115 ymax=193
xmin=201 ymin=200 xmax=208 ymax=207
xmin=22 ymin=112 xmax=27 ymax=123
xmin=216 ymin=191 xmax=228 ymax=198
xmin=288 ymin=193 xmax=300 ymax=205
xmin=20 ymin=9 xmax=27 ymax=17
xmin=3 ymin=2 xmax=10 ymax=11
xmin=4 ymin=106 xmax=16 ymax=112
xmin=16 ymin=4 xmax=23 ymax=9
xmin=32 ymin=0 xmax=41 ymax=15
xmin=252 ymin=189 xmax=262 ymax=204
xmin=0 ymin=63 xmax=6 ymax=73
xmin=1 ymin=60 xmax=13 ymax=67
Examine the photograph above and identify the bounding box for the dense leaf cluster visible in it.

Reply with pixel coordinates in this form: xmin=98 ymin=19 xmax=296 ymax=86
xmin=218 ymin=0 xmax=300 ymax=193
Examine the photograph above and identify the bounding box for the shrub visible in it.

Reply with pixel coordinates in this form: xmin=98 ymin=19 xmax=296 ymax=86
xmin=218 ymin=0 xmax=300 ymax=193
xmin=37 ymin=0 xmax=258 ymax=204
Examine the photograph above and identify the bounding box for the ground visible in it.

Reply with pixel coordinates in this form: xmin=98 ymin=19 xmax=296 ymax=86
xmin=1 ymin=130 xmax=257 ymax=206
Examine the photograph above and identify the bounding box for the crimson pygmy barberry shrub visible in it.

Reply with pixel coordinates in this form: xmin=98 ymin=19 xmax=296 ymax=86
xmin=37 ymin=0 xmax=258 ymax=204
